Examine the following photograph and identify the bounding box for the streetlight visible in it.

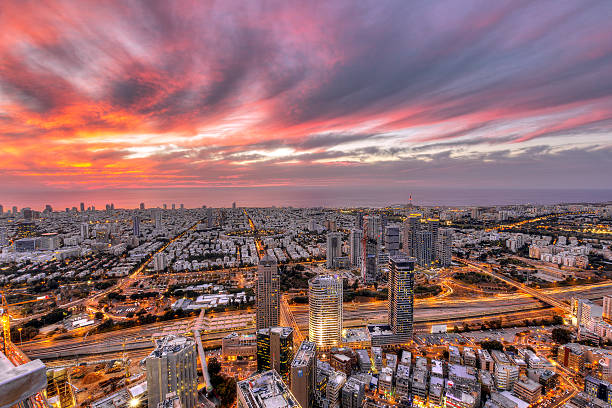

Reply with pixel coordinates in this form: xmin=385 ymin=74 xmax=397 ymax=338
xmin=18 ymin=327 xmax=22 ymax=346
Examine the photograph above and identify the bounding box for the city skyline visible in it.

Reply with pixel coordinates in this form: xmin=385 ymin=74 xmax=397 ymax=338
xmin=1 ymin=1 xmax=611 ymax=201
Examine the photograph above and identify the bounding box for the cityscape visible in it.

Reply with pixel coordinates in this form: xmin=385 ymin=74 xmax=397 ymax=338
xmin=1 ymin=202 xmax=612 ymax=408
xmin=1 ymin=2 xmax=612 ymax=408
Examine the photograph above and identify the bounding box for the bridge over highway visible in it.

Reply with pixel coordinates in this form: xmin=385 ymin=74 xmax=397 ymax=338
xmin=461 ymin=259 xmax=572 ymax=313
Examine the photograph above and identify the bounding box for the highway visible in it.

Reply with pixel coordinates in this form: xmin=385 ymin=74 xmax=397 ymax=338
xmin=461 ymin=259 xmax=572 ymax=312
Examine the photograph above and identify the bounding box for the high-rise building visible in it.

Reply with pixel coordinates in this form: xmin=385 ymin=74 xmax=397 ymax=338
xmin=384 ymin=225 xmax=400 ymax=255
xmin=436 ymin=228 xmax=453 ymax=267
xmin=12 ymin=206 xmax=18 ymax=214
xmin=401 ymin=214 xmax=420 ymax=257
xmin=426 ymin=218 xmax=440 ymax=250
xmin=237 ymin=370 xmax=300 ymax=408
xmin=291 ymin=340 xmax=317 ymax=408
xmin=342 ymin=377 xmax=365 ymax=408
xmin=232 ymin=202 xmax=237 ymax=209
xmin=80 ymin=202 xmax=85 ymax=212
xmin=207 ymin=207 xmax=214 ymax=228
xmin=44 ymin=204 xmax=52 ymax=214
xmin=0 ymin=225 xmax=7 ymax=246
xmin=604 ymin=295 xmax=612 ymax=321
xmin=146 ymin=336 xmax=198 ymax=408
xmin=415 ymin=230 xmax=433 ymax=267
xmin=349 ymin=229 xmax=363 ymax=269
xmin=80 ymin=223 xmax=89 ymax=240
xmin=354 ymin=213 xmax=363 ymax=230
xmin=172 ymin=203 xmax=176 ymax=210
xmin=364 ymin=215 xmax=382 ymax=244
xmin=163 ymin=203 xmax=167 ymax=210
xmin=388 ymin=255 xmax=415 ymax=343
xmin=361 ymin=237 xmax=378 ymax=283
xmin=256 ymin=327 xmax=294 ymax=384
xmin=309 ymin=274 xmax=343 ymax=350
xmin=140 ymin=202 xmax=145 ymax=210
xmin=132 ymin=215 xmax=140 ymax=237
xmin=180 ymin=203 xmax=184 ymax=209
xmin=0 ymin=204 xmax=3 ymax=215
xmin=153 ymin=209 xmax=162 ymax=229
xmin=23 ymin=208 xmax=33 ymax=221
xmin=326 ymin=232 xmax=342 ymax=268
xmin=153 ymin=253 xmax=168 ymax=272
xmin=256 ymin=255 xmax=280 ymax=330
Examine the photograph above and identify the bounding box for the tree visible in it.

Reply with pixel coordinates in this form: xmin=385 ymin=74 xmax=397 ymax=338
xmin=480 ymin=340 xmax=504 ymax=351
xmin=552 ymin=327 xmax=572 ymax=344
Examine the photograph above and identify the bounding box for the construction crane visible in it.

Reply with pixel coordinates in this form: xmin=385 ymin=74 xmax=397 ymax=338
xmin=1 ymin=292 xmax=51 ymax=353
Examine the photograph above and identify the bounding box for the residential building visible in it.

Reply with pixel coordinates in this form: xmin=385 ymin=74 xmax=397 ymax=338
xmin=256 ymin=255 xmax=280 ymax=330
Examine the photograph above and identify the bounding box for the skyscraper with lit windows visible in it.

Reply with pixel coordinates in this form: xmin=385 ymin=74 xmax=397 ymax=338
xmin=308 ymin=274 xmax=343 ymax=350
xmin=388 ymin=255 xmax=415 ymax=343
xmin=256 ymin=255 xmax=280 ymax=330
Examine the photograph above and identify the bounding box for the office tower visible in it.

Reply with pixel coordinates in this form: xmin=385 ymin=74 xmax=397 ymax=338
xmin=23 ymin=208 xmax=33 ymax=220
xmin=163 ymin=203 xmax=167 ymax=210
xmin=349 ymin=229 xmax=363 ymax=268
xmin=361 ymin=236 xmax=378 ymax=283
xmin=388 ymin=255 xmax=415 ymax=343
xmin=172 ymin=203 xmax=176 ymax=210
xmin=415 ymin=230 xmax=433 ymax=267
xmin=237 ymin=370 xmax=300 ymax=408
xmin=180 ymin=203 xmax=184 ymax=209
xmin=326 ymin=232 xmax=342 ymax=268
xmin=133 ymin=215 xmax=140 ymax=237
xmin=0 ymin=204 xmax=3 ymax=215
xmin=401 ymin=214 xmax=420 ymax=257
xmin=207 ymin=207 xmax=213 ymax=228
xmin=604 ymin=295 xmax=612 ymax=321
xmin=12 ymin=206 xmax=18 ymax=214
xmin=232 ymin=202 xmax=236 ymax=209
xmin=384 ymin=225 xmax=400 ymax=255
xmin=256 ymin=255 xmax=280 ymax=330
xmin=153 ymin=209 xmax=162 ymax=229
xmin=44 ymin=204 xmax=52 ymax=214
xmin=80 ymin=202 xmax=85 ymax=212
xmin=291 ymin=341 xmax=317 ymax=408
xmin=91 ymin=205 xmax=95 ymax=211
xmin=354 ymin=213 xmax=363 ymax=230
xmin=256 ymin=327 xmax=294 ymax=384
xmin=110 ymin=203 xmax=114 ymax=210
xmin=139 ymin=202 xmax=145 ymax=210
xmin=146 ymin=336 xmax=198 ymax=408
xmin=342 ymin=377 xmax=365 ymax=408
xmin=80 ymin=223 xmax=89 ymax=240
xmin=309 ymin=274 xmax=343 ymax=350
xmin=427 ymin=218 xmax=439 ymax=246
xmin=364 ymin=215 xmax=381 ymax=244
xmin=436 ymin=228 xmax=453 ymax=267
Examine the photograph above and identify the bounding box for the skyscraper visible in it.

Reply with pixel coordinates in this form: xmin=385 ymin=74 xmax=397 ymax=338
xmin=361 ymin=237 xmax=378 ymax=283
xmin=308 ymin=274 xmax=343 ymax=350
xmin=326 ymin=232 xmax=342 ymax=268
xmin=415 ymin=230 xmax=433 ymax=267
xmin=436 ymin=228 xmax=453 ymax=267
xmin=146 ymin=336 xmax=198 ymax=408
xmin=401 ymin=214 xmax=420 ymax=257
xmin=384 ymin=225 xmax=400 ymax=256
xmin=603 ymin=295 xmax=612 ymax=321
xmin=153 ymin=209 xmax=162 ymax=229
xmin=132 ymin=215 xmax=140 ymax=237
xmin=256 ymin=255 xmax=280 ymax=330
xmin=206 ymin=207 xmax=214 ymax=228
xmin=291 ymin=340 xmax=317 ymax=408
xmin=388 ymin=255 xmax=415 ymax=343
xmin=349 ymin=229 xmax=363 ymax=269
xmin=80 ymin=223 xmax=89 ymax=240
xmin=256 ymin=327 xmax=294 ymax=384
xmin=80 ymin=202 xmax=85 ymax=212
xmin=0 ymin=204 xmax=3 ymax=215
xmin=140 ymin=202 xmax=145 ymax=210
xmin=364 ymin=215 xmax=381 ymax=244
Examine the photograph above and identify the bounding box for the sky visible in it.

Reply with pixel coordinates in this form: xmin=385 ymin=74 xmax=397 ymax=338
xmin=1 ymin=0 xmax=611 ymax=207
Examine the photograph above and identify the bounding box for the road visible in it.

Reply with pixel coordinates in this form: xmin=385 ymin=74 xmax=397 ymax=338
xmin=461 ymin=259 xmax=572 ymax=312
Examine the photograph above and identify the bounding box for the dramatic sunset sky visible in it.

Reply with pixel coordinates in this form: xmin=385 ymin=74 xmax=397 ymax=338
xmin=1 ymin=0 xmax=611 ymax=207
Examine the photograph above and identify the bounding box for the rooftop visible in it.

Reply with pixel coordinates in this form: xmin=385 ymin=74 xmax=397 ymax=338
xmin=237 ymin=370 xmax=300 ymax=408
